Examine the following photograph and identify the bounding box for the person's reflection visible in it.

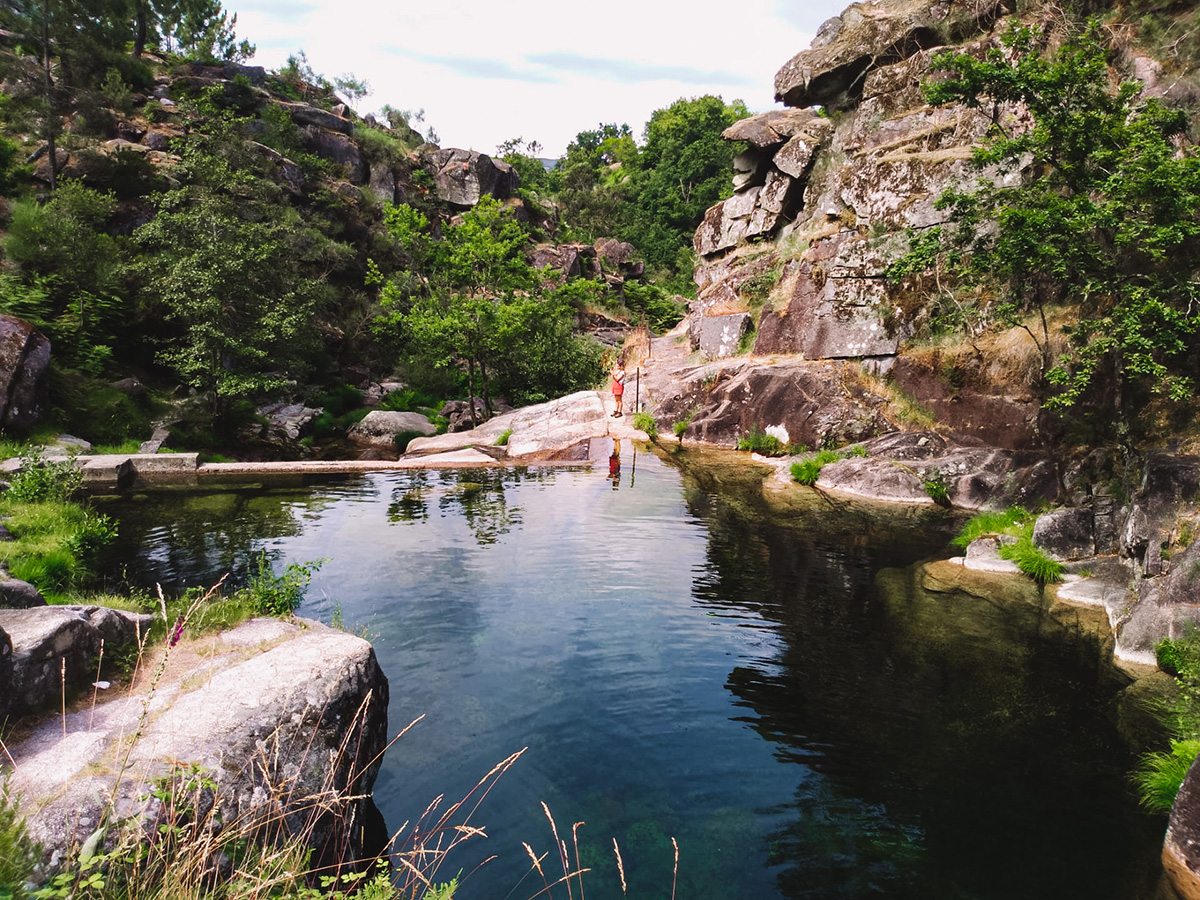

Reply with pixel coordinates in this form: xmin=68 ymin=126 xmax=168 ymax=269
xmin=608 ymin=439 xmax=621 ymax=489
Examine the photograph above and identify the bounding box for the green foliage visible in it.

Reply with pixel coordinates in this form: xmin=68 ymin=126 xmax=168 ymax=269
xmin=997 ymin=535 xmax=1065 ymax=585
xmin=951 ymin=506 xmax=1033 ymax=549
xmin=1 ymin=181 xmax=125 ymax=372
xmin=133 ymin=190 xmax=326 ymax=421
xmin=494 ymin=428 xmax=512 ymax=447
xmin=0 ymin=782 xmax=39 ymax=900
xmin=7 ymin=448 xmax=82 ymax=503
xmin=896 ymin=21 xmax=1200 ymax=425
xmin=1135 ymin=740 xmax=1200 ymax=814
xmin=375 ymin=198 xmax=604 ymax=412
xmin=497 ymin=137 xmax=551 ymax=195
xmin=622 ymin=281 xmax=685 ymax=333
xmin=789 ymin=449 xmax=838 ymax=485
xmin=735 ymin=426 xmax=788 ymax=456
xmin=632 ymin=411 xmax=658 ymax=437
xmin=236 ymin=552 xmax=322 ymax=616
xmin=618 ymin=96 xmax=749 ymax=285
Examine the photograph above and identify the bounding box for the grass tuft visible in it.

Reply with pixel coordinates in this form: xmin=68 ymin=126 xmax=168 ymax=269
xmin=632 ymin=411 xmax=658 ymax=438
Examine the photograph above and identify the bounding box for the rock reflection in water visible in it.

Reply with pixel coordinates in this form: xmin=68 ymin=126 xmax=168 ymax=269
xmin=681 ymin=473 xmax=1163 ymax=899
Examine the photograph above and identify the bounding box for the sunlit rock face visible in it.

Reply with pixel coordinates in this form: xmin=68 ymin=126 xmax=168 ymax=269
xmin=689 ymin=0 xmax=1043 ymax=440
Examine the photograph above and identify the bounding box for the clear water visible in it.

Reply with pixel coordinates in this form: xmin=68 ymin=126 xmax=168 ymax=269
xmin=98 ymin=445 xmax=1165 ymax=899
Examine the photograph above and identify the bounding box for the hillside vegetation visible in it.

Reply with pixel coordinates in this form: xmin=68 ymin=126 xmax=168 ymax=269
xmin=0 ymin=2 xmax=746 ymax=456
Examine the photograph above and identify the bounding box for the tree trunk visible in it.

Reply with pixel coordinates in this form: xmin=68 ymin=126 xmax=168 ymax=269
xmin=466 ymin=357 xmax=478 ymax=428
xmin=480 ymin=361 xmax=493 ymax=418
xmin=41 ymin=0 xmax=57 ymax=190
xmin=133 ymin=0 xmax=149 ymax=58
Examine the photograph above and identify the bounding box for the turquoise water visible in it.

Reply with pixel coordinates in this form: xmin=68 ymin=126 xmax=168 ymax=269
xmin=100 ymin=446 xmax=1165 ymax=899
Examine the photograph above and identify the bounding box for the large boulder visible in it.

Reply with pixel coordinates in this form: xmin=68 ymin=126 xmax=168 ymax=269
xmin=1166 ymin=755 xmax=1200 ymax=900
xmin=420 ymin=149 xmax=519 ymax=208
xmin=1033 ymin=508 xmax=1095 ymax=560
xmin=0 ymin=605 xmax=153 ymax=721
xmin=648 ymin=358 xmax=887 ymax=450
xmin=407 ymin=390 xmax=611 ymax=461
xmin=0 ymin=574 xmax=46 ymax=609
xmin=696 ymin=313 xmax=752 ymax=360
xmin=277 ymin=100 xmax=355 ymax=135
xmin=784 ymin=433 xmax=1058 ymax=511
xmin=774 ymin=0 xmax=1012 ymax=110
xmin=347 ymin=411 xmax=436 ymax=449
xmin=7 ymin=618 xmax=389 ymax=876
xmin=302 ymin=127 xmax=368 ymax=183
xmin=0 ymin=315 xmax=50 ymax=429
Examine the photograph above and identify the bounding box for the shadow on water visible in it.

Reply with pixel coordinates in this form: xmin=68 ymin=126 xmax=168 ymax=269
xmin=666 ymin=451 xmax=1166 ymax=899
xmin=97 ymin=449 xmax=1168 ymax=899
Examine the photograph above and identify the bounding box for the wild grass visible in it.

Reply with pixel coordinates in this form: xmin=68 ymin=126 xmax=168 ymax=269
xmin=1135 ymin=627 xmax=1200 ymax=813
xmin=493 ymin=428 xmax=513 ymax=447
xmin=790 ymin=446 xmax=865 ymax=486
xmin=950 ymin=506 xmax=1033 ymax=549
xmin=632 ymin=411 xmax=658 ymax=438
xmin=735 ymin=426 xmax=788 ymax=456
xmin=951 ymin=506 xmax=1062 ymax=583
xmin=998 ymin=536 xmax=1064 ymax=585
xmin=1135 ymin=739 xmax=1200 ymax=814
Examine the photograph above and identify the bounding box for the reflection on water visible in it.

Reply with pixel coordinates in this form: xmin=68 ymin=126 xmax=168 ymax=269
xmin=98 ymin=446 xmax=1164 ymax=899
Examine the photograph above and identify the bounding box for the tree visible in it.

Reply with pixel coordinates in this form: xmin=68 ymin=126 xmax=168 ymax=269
xmin=373 ymin=198 xmax=603 ymax=418
xmin=552 ymin=123 xmax=637 ymax=241
xmin=1 ymin=181 xmax=125 ymax=372
xmin=133 ymin=191 xmax=321 ymax=420
xmin=891 ymin=21 xmax=1200 ymax=437
xmin=618 ymin=96 xmax=748 ymax=286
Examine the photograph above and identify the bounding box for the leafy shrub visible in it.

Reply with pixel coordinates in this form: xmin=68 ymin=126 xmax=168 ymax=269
xmin=393 ymin=430 xmax=425 ymax=453
xmin=673 ymin=409 xmax=697 ymax=440
xmin=632 ymin=411 xmax=658 ymax=437
xmin=736 ymin=426 xmax=788 ymax=456
xmin=922 ymin=467 xmax=950 ymax=506
xmin=321 ymin=383 xmax=365 ymax=416
xmin=236 ymin=553 xmax=322 ymax=616
xmin=622 ymin=281 xmax=685 ymax=333
xmin=7 ymin=449 xmax=82 ymax=503
xmin=379 ymin=386 xmax=439 ymax=413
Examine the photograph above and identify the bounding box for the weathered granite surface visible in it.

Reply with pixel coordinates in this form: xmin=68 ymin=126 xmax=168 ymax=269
xmin=7 ymin=617 xmax=389 ymax=874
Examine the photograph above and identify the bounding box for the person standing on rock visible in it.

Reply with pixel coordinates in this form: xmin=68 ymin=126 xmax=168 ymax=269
xmin=611 ymin=358 xmax=626 ymax=417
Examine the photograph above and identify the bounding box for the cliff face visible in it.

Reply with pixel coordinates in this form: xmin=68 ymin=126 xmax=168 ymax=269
xmin=687 ymin=0 xmax=1197 ymax=450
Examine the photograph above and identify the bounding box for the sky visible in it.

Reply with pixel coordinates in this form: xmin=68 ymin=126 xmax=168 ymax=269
xmin=230 ymin=0 xmax=853 ymax=159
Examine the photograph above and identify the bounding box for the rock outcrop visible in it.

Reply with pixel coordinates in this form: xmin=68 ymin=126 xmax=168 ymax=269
xmin=685 ymin=0 xmax=1042 ymax=436
xmin=0 ymin=315 xmax=50 ymax=430
xmin=0 ymin=604 xmax=152 ymax=723
xmin=420 ymin=149 xmax=519 ymax=208
xmin=347 ymin=410 xmax=437 ymax=450
xmin=7 ymin=617 xmax=389 ymax=876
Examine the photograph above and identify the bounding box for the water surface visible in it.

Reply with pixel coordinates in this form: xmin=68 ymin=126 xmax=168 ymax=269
xmin=100 ymin=446 xmax=1165 ymax=899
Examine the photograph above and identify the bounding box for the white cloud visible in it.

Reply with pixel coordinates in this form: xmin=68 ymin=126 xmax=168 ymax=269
xmin=233 ymin=0 xmax=848 ymax=157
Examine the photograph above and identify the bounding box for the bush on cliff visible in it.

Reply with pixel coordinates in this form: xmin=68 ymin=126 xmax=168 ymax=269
xmin=892 ymin=19 xmax=1200 ymax=439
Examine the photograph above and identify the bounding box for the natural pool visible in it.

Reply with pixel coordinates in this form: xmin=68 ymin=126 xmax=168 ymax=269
xmin=98 ymin=444 xmax=1166 ymax=899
